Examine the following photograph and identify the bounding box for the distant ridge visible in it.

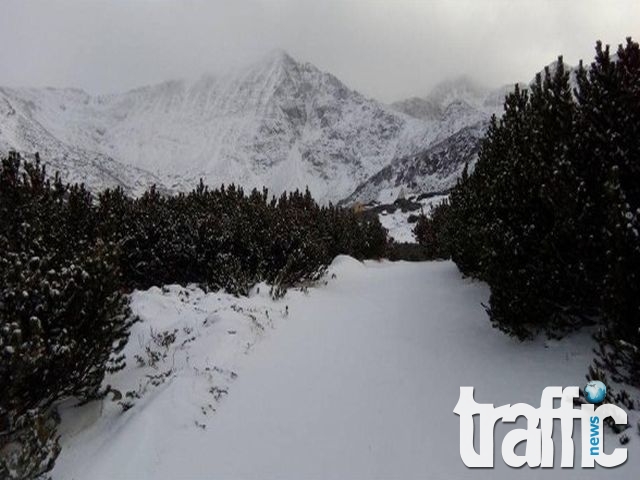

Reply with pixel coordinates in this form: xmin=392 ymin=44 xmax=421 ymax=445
xmin=0 ymin=51 xmax=516 ymax=203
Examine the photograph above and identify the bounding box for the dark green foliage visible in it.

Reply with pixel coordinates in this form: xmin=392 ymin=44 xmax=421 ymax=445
xmin=0 ymin=151 xmax=387 ymax=477
xmin=436 ymin=38 xmax=640 ymax=386
xmin=413 ymin=199 xmax=452 ymax=259
xmin=0 ymin=409 xmax=60 ymax=479
xmin=96 ymin=182 xmax=387 ymax=295
xmin=385 ymin=242 xmax=433 ymax=262
xmin=581 ymin=39 xmax=640 ymax=387
xmin=0 ymin=153 xmax=133 ymax=479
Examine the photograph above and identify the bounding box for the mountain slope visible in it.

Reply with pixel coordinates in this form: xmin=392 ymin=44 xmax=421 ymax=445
xmin=0 ymin=87 xmax=165 ymax=195
xmin=347 ymin=77 xmax=535 ymax=204
xmin=343 ymin=122 xmax=486 ymax=204
xmin=391 ymin=76 xmax=499 ymax=124
xmin=0 ymin=52 xmax=439 ymax=202
xmin=1 ymin=55 xmax=538 ymax=204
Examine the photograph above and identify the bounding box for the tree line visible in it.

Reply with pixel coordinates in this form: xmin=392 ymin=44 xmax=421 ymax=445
xmin=416 ymin=38 xmax=640 ymax=395
xmin=0 ymin=153 xmax=387 ymax=478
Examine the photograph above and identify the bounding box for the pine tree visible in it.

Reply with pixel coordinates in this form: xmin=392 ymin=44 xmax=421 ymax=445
xmin=584 ymin=38 xmax=640 ymax=386
xmin=442 ymin=38 xmax=640 ymax=386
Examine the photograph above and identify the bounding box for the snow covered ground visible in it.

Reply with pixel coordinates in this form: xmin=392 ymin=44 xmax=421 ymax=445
xmin=52 ymin=257 xmax=639 ymax=479
xmin=379 ymin=194 xmax=448 ymax=243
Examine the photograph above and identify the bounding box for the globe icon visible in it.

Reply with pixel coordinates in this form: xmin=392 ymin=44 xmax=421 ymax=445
xmin=584 ymin=380 xmax=607 ymax=404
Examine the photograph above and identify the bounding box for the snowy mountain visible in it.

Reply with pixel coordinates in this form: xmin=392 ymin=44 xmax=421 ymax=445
xmin=347 ymin=77 xmax=509 ymax=204
xmin=343 ymin=122 xmax=486 ymax=205
xmin=391 ymin=76 xmax=500 ymax=124
xmin=0 ymin=87 xmax=166 ymax=196
xmin=0 ymin=51 xmax=444 ymax=202
xmin=0 ymin=53 xmax=535 ymax=204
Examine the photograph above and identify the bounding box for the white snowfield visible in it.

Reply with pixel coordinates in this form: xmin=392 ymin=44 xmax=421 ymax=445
xmin=379 ymin=194 xmax=449 ymax=243
xmin=53 ymin=258 xmax=639 ymax=479
xmin=0 ymin=51 xmax=435 ymax=202
xmin=0 ymin=52 xmax=506 ymax=204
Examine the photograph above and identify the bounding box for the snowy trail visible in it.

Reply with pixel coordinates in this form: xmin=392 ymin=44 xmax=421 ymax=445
xmin=53 ymin=259 xmax=638 ymax=479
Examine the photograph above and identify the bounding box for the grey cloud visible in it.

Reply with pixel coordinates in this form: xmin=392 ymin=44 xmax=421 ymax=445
xmin=0 ymin=0 xmax=638 ymax=102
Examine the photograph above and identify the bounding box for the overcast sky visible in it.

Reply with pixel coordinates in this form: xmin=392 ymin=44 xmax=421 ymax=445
xmin=0 ymin=0 xmax=638 ymax=102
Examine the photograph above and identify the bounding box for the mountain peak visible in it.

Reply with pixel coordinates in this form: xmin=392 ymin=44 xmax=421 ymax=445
xmin=426 ymin=76 xmax=489 ymax=109
xmin=269 ymin=48 xmax=294 ymax=61
xmin=0 ymin=49 xmax=429 ymax=203
xmin=260 ymin=48 xmax=299 ymax=69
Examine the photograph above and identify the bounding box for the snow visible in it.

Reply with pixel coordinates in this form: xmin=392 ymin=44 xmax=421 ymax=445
xmin=0 ymin=52 xmax=439 ymax=203
xmin=52 ymin=258 xmax=639 ymax=479
xmin=0 ymin=53 xmax=519 ymax=204
xmin=379 ymin=208 xmax=420 ymax=243
xmin=379 ymin=194 xmax=448 ymax=243
xmin=345 ymin=120 xmax=484 ymax=205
